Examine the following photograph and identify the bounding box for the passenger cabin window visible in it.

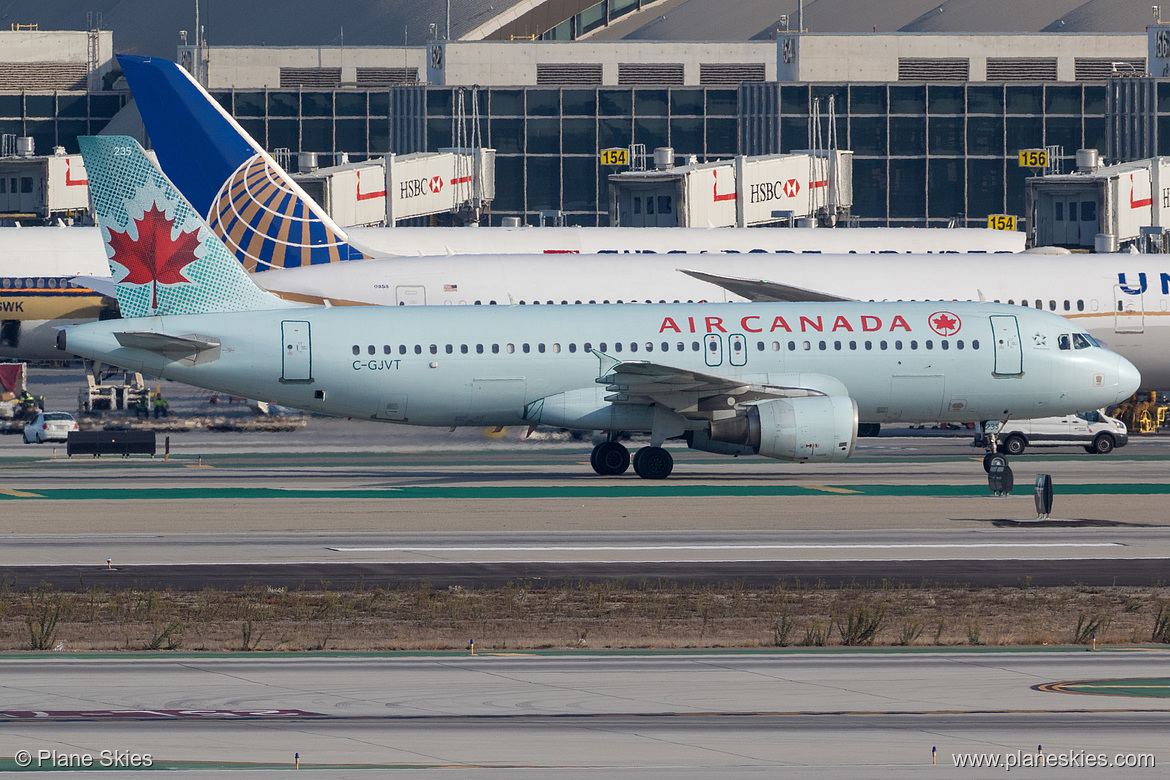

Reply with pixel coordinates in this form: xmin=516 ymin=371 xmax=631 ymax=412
xmin=352 ymin=345 xmax=360 ymax=355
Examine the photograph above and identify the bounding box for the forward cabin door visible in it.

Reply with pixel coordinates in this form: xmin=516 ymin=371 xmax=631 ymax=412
xmin=1113 ymin=284 xmax=1145 ymax=334
xmin=989 ymin=315 xmax=1023 ymax=376
xmin=281 ymin=320 xmax=312 ymax=382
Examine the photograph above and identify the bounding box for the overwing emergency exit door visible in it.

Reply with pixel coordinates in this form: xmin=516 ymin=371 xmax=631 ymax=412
xmin=989 ymin=315 xmax=1022 ymax=376
xmin=703 ymin=333 xmax=723 ymax=367
xmin=281 ymin=320 xmax=312 ymax=382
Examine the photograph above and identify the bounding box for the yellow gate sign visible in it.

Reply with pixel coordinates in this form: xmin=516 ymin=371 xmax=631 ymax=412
xmin=987 ymin=214 xmax=1017 ymax=231
xmin=600 ymin=148 xmax=629 ymax=166
xmin=1018 ymin=149 xmax=1048 ymax=168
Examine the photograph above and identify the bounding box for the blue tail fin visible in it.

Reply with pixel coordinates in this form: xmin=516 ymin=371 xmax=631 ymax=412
xmin=119 ymin=55 xmax=367 ymax=272
xmin=79 ymin=135 xmax=299 ymax=317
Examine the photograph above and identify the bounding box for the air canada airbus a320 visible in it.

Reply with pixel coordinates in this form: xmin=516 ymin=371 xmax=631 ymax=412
xmin=60 ymin=137 xmax=1140 ymax=479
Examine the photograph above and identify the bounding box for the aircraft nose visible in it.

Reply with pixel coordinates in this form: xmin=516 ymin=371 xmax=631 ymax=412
xmin=1115 ymin=354 xmax=1141 ymax=402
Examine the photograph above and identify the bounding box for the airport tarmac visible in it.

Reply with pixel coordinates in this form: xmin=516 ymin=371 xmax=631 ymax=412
xmin=2 ymin=400 xmax=1170 ymax=587
xmin=2 ymin=369 xmax=1167 ymax=776
xmin=0 ymin=650 xmax=1164 ymax=777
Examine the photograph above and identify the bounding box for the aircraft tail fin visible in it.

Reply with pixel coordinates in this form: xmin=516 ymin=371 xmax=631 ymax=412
xmin=118 ymin=55 xmax=368 ymax=272
xmin=79 ymin=135 xmax=300 ymax=318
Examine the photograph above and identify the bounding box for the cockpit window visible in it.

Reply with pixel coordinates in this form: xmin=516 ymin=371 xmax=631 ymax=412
xmin=1057 ymin=334 xmax=1071 ymax=350
xmin=1072 ymin=333 xmax=1094 ymax=349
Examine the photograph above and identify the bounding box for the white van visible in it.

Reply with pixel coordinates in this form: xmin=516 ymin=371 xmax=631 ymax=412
xmin=975 ymin=410 xmax=1128 ymax=455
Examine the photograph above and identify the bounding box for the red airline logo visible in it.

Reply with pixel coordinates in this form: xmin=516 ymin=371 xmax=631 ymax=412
xmin=929 ymin=311 xmax=961 ymax=337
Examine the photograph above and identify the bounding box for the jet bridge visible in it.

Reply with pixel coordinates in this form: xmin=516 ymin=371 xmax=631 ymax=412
xmin=608 ymin=149 xmax=852 ymax=229
xmin=291 ymin=147 xmax=496 ymax=227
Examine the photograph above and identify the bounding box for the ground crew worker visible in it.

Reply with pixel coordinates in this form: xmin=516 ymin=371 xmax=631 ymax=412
xmin=152 ymin=392 xmax=169 ymax=418
xmin=17 ymin=389 xmax=36 ymax=415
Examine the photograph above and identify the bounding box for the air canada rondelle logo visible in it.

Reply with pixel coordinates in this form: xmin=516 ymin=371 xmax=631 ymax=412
xmin=929 ymin=311 xmax=961 ymax=337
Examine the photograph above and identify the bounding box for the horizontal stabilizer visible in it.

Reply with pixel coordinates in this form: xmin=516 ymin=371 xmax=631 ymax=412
xmin=114 ymin=331 xmax=221 ymax=365
xmin=72 ymin=275 xmax=117 ymax=299
xmin=679 ymin=269 xmax=851 ymax=303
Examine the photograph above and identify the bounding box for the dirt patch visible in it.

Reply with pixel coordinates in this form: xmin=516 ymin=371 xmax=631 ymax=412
xmin=4 ymin=581 xmax=1169 ymax=653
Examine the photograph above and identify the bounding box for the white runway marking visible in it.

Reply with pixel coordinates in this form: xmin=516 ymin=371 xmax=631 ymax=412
xmin=326 ymin=543 xmax=1122 ymax=552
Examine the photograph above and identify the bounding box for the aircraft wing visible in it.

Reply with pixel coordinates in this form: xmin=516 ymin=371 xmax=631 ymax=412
xmin=598 ymin=360 xmax=824 ymax=416
xmin=114 ymin=331 xmax=221 ymax=365
xmin=679 ymin=269 xmax=851 ymax=303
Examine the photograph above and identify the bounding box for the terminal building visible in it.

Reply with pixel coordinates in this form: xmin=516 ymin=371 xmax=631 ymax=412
xmin=0 ymin=5 xmax=1167 ymax=238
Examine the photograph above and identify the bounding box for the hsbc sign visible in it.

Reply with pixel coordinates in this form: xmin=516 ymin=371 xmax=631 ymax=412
xmin=399 ymin=175 xmax=445 ymax=199
xmin=749 ymin=178 xmax=801 ymax=204
xmin=387 ymin=151 xmax=460 ymax=221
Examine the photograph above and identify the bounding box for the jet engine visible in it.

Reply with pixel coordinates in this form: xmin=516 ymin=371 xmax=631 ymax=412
xmin=692 ymin=395 xmax=857 ymax=462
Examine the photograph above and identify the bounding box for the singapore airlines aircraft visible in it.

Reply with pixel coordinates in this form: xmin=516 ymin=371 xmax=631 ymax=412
xmin=59 ymin=137 xmax=1138 ymax=479
xmin=119 ymin=54 xmax=1025 ymax=263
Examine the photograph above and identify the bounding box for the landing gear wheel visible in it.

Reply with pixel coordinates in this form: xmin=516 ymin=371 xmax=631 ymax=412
xmin=1090 ymin=434 xmax=1115 ymax=454
xmin=1000 ymin=434 xmax=1027 ymax=456
xmin=632 ymin=446 xmax=673 ymax=480
xmin=590 ymin=441 xmax=630 ymax=475
xmin=983 ymin=452 xmax=1008 ymax=472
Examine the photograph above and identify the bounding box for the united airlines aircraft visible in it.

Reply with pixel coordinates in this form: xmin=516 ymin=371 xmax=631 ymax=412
xmin=119 ymin=54 xmax=1025 ymax=262
xmin=59 ymin=137 xmax=1139 ymax=478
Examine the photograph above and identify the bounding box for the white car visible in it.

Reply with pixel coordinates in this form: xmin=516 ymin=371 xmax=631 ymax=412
xmin=975 ymin=410 xmax=1128 ymax=456
xmin=22 ymin=411 xmax=78 ymax=444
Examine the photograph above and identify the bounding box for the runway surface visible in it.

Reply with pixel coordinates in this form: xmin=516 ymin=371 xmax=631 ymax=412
xmin=0 ymin=650 xmax=1165 ymax=777
xmin=2 ymin=420 xmax=1169 ymax=588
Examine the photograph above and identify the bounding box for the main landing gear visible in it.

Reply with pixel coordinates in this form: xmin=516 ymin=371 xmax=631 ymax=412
xmin=590 ymin=440 xmax=630 ymax=475
xmin=589 ymin=440 xmax=674 ymax=479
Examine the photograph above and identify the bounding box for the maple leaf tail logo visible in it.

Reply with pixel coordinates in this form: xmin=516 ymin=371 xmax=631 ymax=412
xmin=105 ymin=204 xmax=200 ymax=311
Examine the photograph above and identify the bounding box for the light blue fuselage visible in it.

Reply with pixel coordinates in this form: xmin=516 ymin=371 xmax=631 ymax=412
xmin=62 ymin=301 xmax=1137 ymax=430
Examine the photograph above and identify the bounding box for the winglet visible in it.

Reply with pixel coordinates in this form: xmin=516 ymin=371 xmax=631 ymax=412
xmin=79 ymin=135 xmax=300 ymax=318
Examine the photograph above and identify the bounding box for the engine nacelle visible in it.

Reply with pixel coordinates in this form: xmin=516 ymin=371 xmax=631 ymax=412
xmin=706 ymin=395 xmax=857 ymax=463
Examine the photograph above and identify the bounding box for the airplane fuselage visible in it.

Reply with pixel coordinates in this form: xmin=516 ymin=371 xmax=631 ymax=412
xmin=254 ymin=253 xmax=1170 ymax=389
xmin=62 ymin=301 xmax=1134 ymax=430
